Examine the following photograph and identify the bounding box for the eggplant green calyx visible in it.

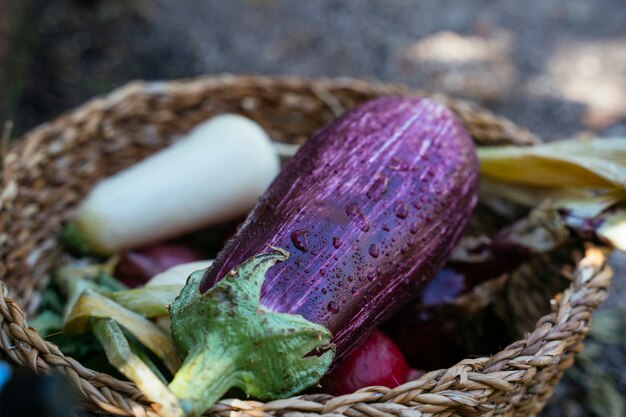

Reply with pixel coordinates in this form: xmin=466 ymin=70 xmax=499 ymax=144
xmin=168 ymin=247 xmax=334 ymax=417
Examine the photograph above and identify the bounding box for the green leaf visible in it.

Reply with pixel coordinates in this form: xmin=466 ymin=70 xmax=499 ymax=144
xmin=62 ymin=222 xmax=108 ymax=256
xmin=577 ymin=348 xmax=626 ymax=417
xmin=29 ymin=310 xmax=63 ymax=336
xmin=47 ymin=332 xmax=103 ymax=359
xmin=38 ymin=285 xmax=66 ymax=315
xmin=97 ymin=271 xmax=129 ymax=292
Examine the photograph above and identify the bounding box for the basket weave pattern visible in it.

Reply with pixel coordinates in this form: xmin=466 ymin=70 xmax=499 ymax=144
xmin=0 ymin=75 xmax=611 ymax=416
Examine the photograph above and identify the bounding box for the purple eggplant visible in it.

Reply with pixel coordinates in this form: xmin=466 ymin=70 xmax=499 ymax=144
xmin=167 ymin=97 xmax=479 ymax=416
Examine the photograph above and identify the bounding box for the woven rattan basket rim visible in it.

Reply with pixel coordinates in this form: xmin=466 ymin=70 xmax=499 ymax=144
xmin=0 ymin=75 xmax=612 ymax=417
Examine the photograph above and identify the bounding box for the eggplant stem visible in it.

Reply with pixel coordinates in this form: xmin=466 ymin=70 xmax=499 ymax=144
xmin=168 ymin=248 xmax=334 ymax=417
xmin=168 ymin=340 xmax=238 ymax=416
xmin=93 ymin=319 xmax=184 ymax=417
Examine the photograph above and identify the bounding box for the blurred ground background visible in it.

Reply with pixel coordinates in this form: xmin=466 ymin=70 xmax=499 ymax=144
xmin=2 ymin=1 xmax=626 ymax=416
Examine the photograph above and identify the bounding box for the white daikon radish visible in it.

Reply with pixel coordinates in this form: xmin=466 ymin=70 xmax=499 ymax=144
xmin=66 ymin=114 xmax=279 ymax=254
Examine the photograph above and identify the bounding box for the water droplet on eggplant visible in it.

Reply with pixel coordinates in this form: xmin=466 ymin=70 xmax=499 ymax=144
xmin=366 ymin=175 xmax=389 ymax=200
xmin=394 ymin=201 xmax=409 ymax=219
xmin=345 ymin=202 xmax=370 ymax=232
xmin=388 ymin=157 xmax=416 ymax=171
xmin=327 ymin=301 xmax=339 ymax=314
xmin=290 ymin=229 xmax=309 ymax=252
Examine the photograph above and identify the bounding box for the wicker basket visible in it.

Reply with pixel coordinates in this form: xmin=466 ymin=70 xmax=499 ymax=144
xmin=0 ymin=75 xmax=612 ymax=417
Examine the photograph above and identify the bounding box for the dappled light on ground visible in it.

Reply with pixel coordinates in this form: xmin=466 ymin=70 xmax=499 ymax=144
xmin=402 ymin=30 xmax=516 ymax=102
xmin=527 ymin=38 xmax=626 ymax=128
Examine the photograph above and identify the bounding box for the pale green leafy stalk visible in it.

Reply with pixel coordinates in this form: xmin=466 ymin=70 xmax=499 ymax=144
xmin=64 ymin=289 xmax=181 ymax=374
xmin=111 ymin=285 xmax=184 ymax=317
xmin=168 ymin=247 xmax=334 ymax=417
xmin=93 ymin=319 xmax=185 ymax=417
xmin=127 ymin=339 xmax=168 ymax=384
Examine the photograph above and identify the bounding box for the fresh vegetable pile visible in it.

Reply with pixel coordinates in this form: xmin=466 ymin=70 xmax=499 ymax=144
xmin=31 ymin=96 xmax=626 ymax=417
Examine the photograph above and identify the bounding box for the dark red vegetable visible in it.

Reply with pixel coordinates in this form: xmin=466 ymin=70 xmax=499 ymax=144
xmin=114 ymin=243 xmax=203 ymax=288
xmin=320 ymin=330 xmax=413 ymax=395
xmin=168 ymin=97 xmax=479 ymax=415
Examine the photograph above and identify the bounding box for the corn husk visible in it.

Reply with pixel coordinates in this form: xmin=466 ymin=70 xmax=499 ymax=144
xmin=478 ymin=138 xmax=626 ymax=251
xmin=478 ymin=138 xmax=626 ymax=189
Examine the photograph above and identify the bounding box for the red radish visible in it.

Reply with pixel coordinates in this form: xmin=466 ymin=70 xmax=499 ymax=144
xmin=320 ymin=330 xmax=413 ymax=395
xmin=114 ymin=243 xmax=203 ymax=288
